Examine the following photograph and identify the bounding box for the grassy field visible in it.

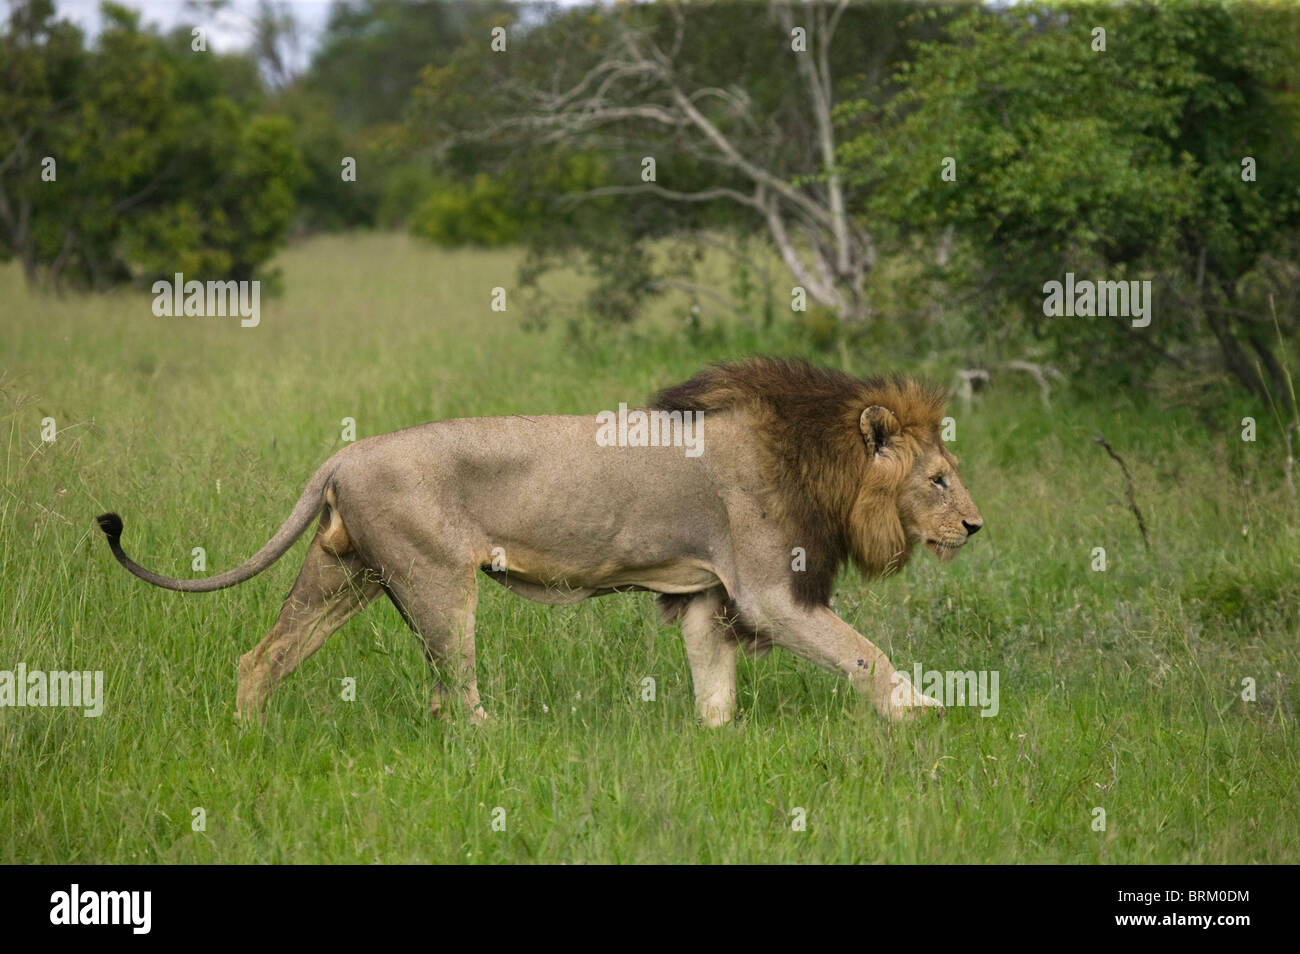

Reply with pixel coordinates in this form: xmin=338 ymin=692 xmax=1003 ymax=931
xmin=1 ymin=232 xmax=1297 ymax=863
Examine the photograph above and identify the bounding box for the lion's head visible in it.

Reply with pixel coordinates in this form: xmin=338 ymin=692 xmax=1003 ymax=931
xmin=654 ymin=357 xmax=983 ymax=607
xmin=859 ymin=403 xmax=982 ymax=562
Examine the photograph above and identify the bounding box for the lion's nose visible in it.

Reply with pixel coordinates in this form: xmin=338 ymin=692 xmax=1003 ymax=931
xmin=962 ymin=519 xmax=983 ymax=536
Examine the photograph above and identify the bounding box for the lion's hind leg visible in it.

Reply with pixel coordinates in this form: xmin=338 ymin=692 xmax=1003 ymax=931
xmin=236 ymin=525 xmax=381 ymax=720
xmin=382 ymin=563 xmax=485 ymax=725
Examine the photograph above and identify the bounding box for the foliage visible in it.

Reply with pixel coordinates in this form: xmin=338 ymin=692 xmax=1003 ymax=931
xmin=838 ymin=0 xmax=1300 ymax=407
xmin=1 ymin=233 xmax=1296 ymax=863
xmin=279 ymin=0 xmax=513 ymax=232
xmin=405 ymin=2 xmax=954 ymax=323
xmin=0 ymin=0 xmax=304 ymax=289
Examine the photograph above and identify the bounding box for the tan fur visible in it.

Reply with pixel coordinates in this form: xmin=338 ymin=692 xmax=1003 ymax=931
xmin=318 ymin=488 xmax=351 ymax=555
xmin=98 ymin=358 xmax=982 ymax=725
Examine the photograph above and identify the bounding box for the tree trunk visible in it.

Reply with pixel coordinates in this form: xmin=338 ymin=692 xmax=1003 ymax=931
xmin=1203 ymin=283 xmax=1271 ymax=406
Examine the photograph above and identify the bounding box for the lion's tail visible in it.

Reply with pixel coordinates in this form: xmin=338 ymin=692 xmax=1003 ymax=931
xmin=95 ymin=464 xmax=334 ymax=593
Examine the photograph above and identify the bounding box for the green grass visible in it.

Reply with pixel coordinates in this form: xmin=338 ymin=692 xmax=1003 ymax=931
xmin=1 ymin=232 xmax=1296 ymax=863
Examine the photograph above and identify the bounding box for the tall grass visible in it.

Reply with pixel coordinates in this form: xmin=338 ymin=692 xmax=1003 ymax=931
xmin=0 ymin=234 xmax=1295 ymax=862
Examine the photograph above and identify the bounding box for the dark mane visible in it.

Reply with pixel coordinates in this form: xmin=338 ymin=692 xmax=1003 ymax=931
xmin=652 ymin=357 xmax=946 ymax=607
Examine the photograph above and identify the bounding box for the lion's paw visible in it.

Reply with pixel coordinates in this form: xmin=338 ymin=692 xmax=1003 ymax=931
xmin=886 ymin=677 xmax=946 ymax=722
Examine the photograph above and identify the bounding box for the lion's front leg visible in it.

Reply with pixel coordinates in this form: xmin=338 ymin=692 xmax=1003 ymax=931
xmin=755 ymin=601 xmax=943 ymax=722
xmin=680 ymin=587 xmax=738 ymax=727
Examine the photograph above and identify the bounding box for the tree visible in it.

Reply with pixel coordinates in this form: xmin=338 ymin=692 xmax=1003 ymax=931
xmin=249 ymin=0 xmax=301 ymax=91
xmin=0 ymin=0 xmax=84 ymax=285
xmin=409 ymin=1 xmax=951 ymax=323
xmin=838 ymin=0 xmax=1300 ymax=414
xmin=278 ymin=0 xmax=507 ymax=231
xmin=0 ymin=0 xmax=304 ymax=290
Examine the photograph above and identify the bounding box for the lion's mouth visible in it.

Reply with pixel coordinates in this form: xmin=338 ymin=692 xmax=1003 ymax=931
xmin=925 ymin=539 xmax=964 ymax=558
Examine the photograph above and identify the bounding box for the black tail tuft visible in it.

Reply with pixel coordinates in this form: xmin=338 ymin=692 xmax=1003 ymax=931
xmin=96 ymin=512 xmax=124 ymax=544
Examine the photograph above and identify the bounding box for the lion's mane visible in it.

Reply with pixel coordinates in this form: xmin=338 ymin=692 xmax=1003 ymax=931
xmin=653 ymin=357 xmax=946 ymax=609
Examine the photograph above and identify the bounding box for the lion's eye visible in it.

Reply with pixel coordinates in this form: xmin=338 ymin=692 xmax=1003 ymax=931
xmin=931 ymin=474 xmax=947 ymax=488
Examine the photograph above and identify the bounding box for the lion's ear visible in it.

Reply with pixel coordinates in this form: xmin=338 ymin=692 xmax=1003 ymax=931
xmin=860 ymin=405 xmax=901 ymax=457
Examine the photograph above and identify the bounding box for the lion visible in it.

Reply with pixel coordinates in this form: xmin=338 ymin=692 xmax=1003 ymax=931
xmin=96 ymin=357 xmax=982 ymax=725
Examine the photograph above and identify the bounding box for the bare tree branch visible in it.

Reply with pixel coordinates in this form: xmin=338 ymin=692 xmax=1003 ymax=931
xmin=1094 ymin=435 xmax=1152 ymax=551
xmin=428 ymin=2 xmax=877 ymax=322
xmin=563 ymin=183 xmax=761 ymax=208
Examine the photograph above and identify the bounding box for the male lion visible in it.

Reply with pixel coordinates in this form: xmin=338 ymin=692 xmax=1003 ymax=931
xmin=97 ymin=358 xmax=982 ymax=725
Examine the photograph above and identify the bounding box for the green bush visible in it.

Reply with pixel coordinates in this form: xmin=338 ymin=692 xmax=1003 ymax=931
xmin=409 ymin=175 xmax=522 ymax=247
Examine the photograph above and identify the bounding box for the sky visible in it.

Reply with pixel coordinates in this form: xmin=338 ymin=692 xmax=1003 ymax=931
xmin=41 ymin=0 xmax=1012 ymax=63
xmin=47 ymin=1 xmax=589 ymax=72
xmin=51 ymin=0 xmax=335 ymax=69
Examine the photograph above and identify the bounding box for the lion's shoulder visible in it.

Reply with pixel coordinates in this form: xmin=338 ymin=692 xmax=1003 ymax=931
xmin=649 ymin=358 xmax=947 ymax=607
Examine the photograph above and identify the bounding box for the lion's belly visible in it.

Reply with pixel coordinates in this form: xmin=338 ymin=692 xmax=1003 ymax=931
xmin=590 ymin=563 xmax=721 ymax=592
xmin=485 ymin=548 xmax=722 ymax=599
